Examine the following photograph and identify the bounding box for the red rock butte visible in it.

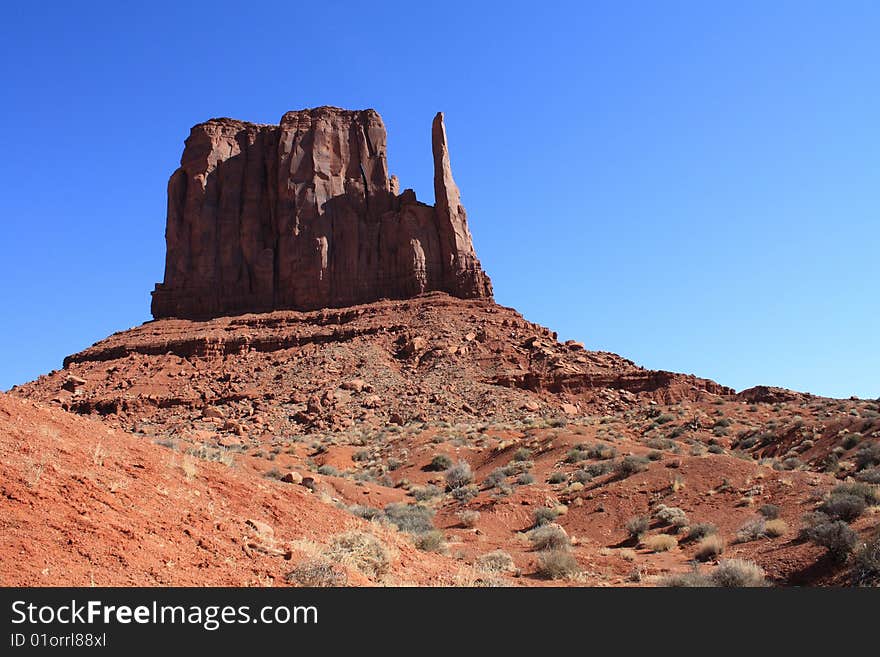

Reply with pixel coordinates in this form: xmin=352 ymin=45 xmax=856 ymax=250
xmin=151 ymin=107 xmax=493 ymax=319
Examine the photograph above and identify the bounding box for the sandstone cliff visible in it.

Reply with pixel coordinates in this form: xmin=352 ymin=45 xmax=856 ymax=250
xmin=150 ymin=107 xmax=492 ymax=319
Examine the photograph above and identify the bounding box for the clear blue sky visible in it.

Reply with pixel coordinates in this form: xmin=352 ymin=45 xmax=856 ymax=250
xmin=1 ymin=1 xmax=877 ymax=398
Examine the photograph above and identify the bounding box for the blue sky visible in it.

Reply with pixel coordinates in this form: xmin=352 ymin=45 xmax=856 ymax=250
xmin=1 ymin=1 xmax=877 ymax=398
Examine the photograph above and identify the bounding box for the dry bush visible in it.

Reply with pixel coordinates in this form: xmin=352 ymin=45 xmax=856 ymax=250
xmin=286 ymin=559 xmax=348 ymax=587
xmin=475 ymin=550 xmax=516 ymax=573
xmin=414 ymin=530 xmax=446 ymax=553
xmin=644 ymin=534 xmax=678 ymax=552
xmin=456 ymin=509 xmax=481 ymax=528
xmin=445 ymin=461 xmax=474 ymax=490
xmin=850 ymin=531 xmax=880 ymax=586
xmin=736 ymin=517 xmax=767 ymax=542
xmin=764 ymin=519 xmax=788 ymax=538
xmin=686 ymin=522 xmax=718 ymax=541
xmin=528 ymin=524 xmax=570 ymax=551
xmin=326 ymin=531 xmax=391 ymax=580
xmin=694 ymin=534 xmax=724 ymax=561
xmin=710 ymin=559 xmax=766 ymax=587
xmin=625 ymin=515 xmax=649 ymax=540
xmin=536 ymin=549 xmax=579 ymax=580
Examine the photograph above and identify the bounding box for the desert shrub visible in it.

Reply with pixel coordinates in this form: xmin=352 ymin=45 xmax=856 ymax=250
xmin=383 ymin=503 xmax=435 ymax=533
xmin=850 ymin=531 xmax=880 ymax=586
xmin=326 ymin=531 xmax=391 ymax=579
xmin=415 ymin=530 xmax=446 ymax=552
xmin=625 ymin=515 xmax=650 ymax=540
xmin=445 ymin=461 xmax=474 ymax=490
xmin=450 ymin=484 xmax=479 ymax=502
xmin=516 ymin=473 xmax=535 ymax=486
xmin=512 ymin=447 xmax=532 ymax=462
xmin=565 ymin=448 xmax=587 ymax=463
xmin=661 ymin=570 xmax=711 ymax=587
xmin=534 ymin=507 xmax=562 ymax=527
xmin=855 ymin=468 xmax=880 ymax=484
xmin=695 ymin=534 xmax=724 ymax=561
xmin=456 ymin=509 xmax=480 ymax=528
xmin=411 ymin=484 xmax=442 ymax=501
xmin=264 ymin=467 xmax=284 ymax=480
xmin=475 ymin=550 xmax=516 ymax=573
xmin=348 ymin=505 xmax=382 ymax=521
xmin=647 ymin=450 xmax=664 ymax=461
xmin=736 ymin=517 xmax=767 ymax=543
xmin=548 ymin=471 xmax=567 ymax=484
xmin=655 ymin=505 xmax=688 ymax=529
xmin=855 ymin=443 xmax=880 ymax=470
xmin=428 ymin=454 xmax=453 ymax=471
xmin=802 ymin=520 xmax=857 ymax=562
xmin=764 ymin=519 xmax=789 ymax=538
xmin=484 ymin=468 xmax=507 ymax=488
xmin=352 ymin=449 xmax=371 ymax=462
xmin=655 ymin=414 xmax=675 ymax=425
xmin=758 ymin=504 xmax=780 ymax=519
xmin=687 ymin=523 xmax=718 ymax=541
xmin=708 ymin=443 xmax=726 ymax=452
xmin=616 ymin=455 xmax=650 ymax=478
xmin=585 ymin=443 xmax=618 ymax=460
xmin=709 ymin=559 xmax=767 ymax=587
xmin=571 ymin=469 xmax=593 ymax=484
xmin=644 ymin=534 xmax=678 ymax=552
xmin=502 ymin=461 xmax=533 ymax=476
xmin=832 ymin=482 xmax=879 ymax=505
xmin=317 ymin=464 xmax=339 ymax=476
xmin=819 ymin=493 xmax=866 ymax=522
xmin=528 ymin=524 xmax=570 ymax=551
xmin=536 ymin=549 xmax=579 ymax=579
xmin=584 ymin=461 xmax=615 ymax=478
xmin=286 ymin=559 xmax=348 ymax=587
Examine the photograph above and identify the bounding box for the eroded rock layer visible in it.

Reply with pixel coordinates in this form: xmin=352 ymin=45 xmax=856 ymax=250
xmin=151 ymin=107 xmax=492 ymax=319
xmin=16 ymin=293 xmax=732 ymax=438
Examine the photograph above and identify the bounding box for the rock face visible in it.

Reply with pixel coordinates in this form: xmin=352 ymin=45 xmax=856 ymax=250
xmin=151 ymin=107 xmax=493 ymax=319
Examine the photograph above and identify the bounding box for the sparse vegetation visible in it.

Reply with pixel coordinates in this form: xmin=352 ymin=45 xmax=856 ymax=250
xmin=512 ymin=447 xmax=532 ymax=461
xmin=547 ymin=471 xmax=567 ymax=484
xmin=644 ymin=534 xmax=678 ymax=552
xmin=286 ymin=559 xmax=348 ymax=587
xmin=625 ymin=515 xmax=649 ymax=541
xmin=534 ymin=507 xmax=562 ymax=527
xmin=414 ymin=530 xmax=446 ymax=552
xmin=326 ymin=531 xmax=391 ymax=580
xmin=445 ymin=461 xmax=474 ymax=490
xmin=456 ymin=509 xmax=481 ymax=528
xmin=695 ymin=534 xmax=724 ymax=561
xmin=528 ymin=524 xmax=570 ymax=551
xmin=428 ymin=454 xmax=453 ymax=471
xmin=819 ymin=493 xmax=866 ymax=522
xmin=686 ymin=523 xmax=718 ymax=541
xmin=709 ymin=559 xmax=767 ymax=587
xmin=764 ymin=519 xmax=788 ymax=538
xmin=655 ymin=505 xmax=688 ymax=530
xmin=801 ymin=519 xmax=857 ymax=562
xmin=850 ymin=530 xmax=880 ymax=586
xmin=384 ymin=503 xmax=435 ymax=533
xmin=475 ymin=550 xmax=516 ymax=573
xmin=536 ymin=549 xmax=579 ymax=579
xmin=736 ymin=517 xmax=767 ymax=543
xmin=616 ymin=455 xmax=650 ymax=478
